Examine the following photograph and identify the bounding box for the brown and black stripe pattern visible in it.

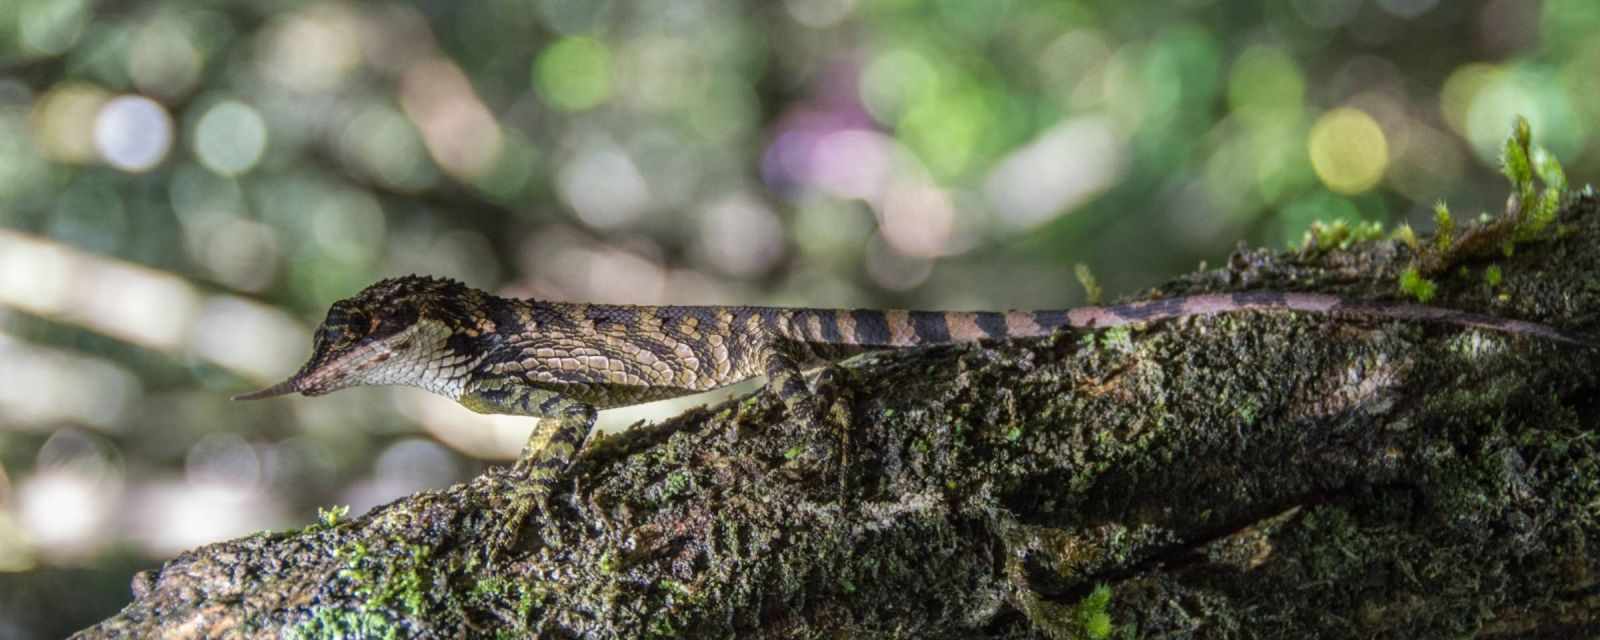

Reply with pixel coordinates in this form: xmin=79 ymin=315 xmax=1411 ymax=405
xmin=502 ymin=293 xmax=1590 ymax=411
xmin=243 ymin=276 xmax=1593 ymax=412
xmin=243 ymin=277 xmax=1592 ymax=411
xmin=238 ymin=276 xmax=1593 ymax=559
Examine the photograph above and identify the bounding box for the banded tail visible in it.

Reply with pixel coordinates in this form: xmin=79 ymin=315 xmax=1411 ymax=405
xmin=778 ymin=292 xmax=1592 ymax=348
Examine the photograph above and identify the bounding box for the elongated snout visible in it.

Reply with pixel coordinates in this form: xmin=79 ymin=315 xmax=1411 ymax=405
xmin=231 ymin=376 xmax=304 ymax=401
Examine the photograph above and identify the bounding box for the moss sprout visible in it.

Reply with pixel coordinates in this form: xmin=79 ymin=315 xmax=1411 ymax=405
xmin=1075 ymin=263 xmax=1102 ymax=306
xmin=1431 ymin=201 xmax=1454 ymax=253
xmin=1399 ymin=265 xmax=1437 ymax=303
xmin=1391 ymin=223 xmax=1418 ymax=251
xmin=1074 ymin=584 xmax=1114 ymax=640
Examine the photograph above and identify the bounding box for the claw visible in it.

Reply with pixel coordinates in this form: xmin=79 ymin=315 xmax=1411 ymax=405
xmin=485 ymin=474 xmax=559 ymax=564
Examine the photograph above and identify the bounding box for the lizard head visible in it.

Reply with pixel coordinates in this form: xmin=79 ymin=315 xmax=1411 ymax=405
xmin=234 ymin=275 xmax=488 ymax=401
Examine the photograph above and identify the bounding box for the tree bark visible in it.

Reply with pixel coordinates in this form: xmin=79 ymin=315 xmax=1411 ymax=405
xmin=76 ymin=197 xmax=1600 ymax=639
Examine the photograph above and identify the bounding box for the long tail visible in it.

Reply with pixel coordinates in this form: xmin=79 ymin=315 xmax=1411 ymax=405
xmin=779 ymin=292 xmax=1591 ymax=347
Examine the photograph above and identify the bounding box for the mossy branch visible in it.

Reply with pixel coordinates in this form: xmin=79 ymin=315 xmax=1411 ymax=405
xmin=1411 ymin=116 xmax=1568 ymax=283
xmin=77 ymin=197 xmax=1600 ymax=639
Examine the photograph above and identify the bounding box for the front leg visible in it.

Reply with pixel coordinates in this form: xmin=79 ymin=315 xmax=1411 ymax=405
xmin=460 ymin=380 xmax=597 ymax=560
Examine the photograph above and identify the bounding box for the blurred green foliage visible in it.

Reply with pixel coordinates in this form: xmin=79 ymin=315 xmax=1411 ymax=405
xmin=3 ymin=1 xmax=1600 ymax=636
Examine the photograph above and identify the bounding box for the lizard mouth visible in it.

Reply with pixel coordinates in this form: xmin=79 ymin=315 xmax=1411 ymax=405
xmin=233 ymin=328 xmax=421 ymax=401
xmin=232 ymin=365 xmax=344 ymax=400
xmin=233 ymin=372 xmax=347 ymax=400
xmin=233 ymin=348 xmax=377 ymax=400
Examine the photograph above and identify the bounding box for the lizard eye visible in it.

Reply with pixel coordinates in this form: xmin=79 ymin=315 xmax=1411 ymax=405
xmin=312 ymin=324 xmax=351 ymax=351
xmin=316 ymin=303 xmax=372 ymax=350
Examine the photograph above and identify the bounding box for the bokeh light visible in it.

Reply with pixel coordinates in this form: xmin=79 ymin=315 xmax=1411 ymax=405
xmin=258 ymin=6 xmax=364 ymax=93
xmin=401 ymin=59 xmax=504 ymax=180
xmin=1229 ymin=46 xmax=1306 ymax=128
xmin=338 ymin=104 xmax=437 ymax=191
xmin=698 ymin=194 xmax=785 ymax=277
xmin=93 ymin=96 xmax=173 ymax=172
xmin=19 ymin=429 xmax=123 ymax=563
xmin=17 ymin=0 xmax=89 ymax=55
xmin=1308 ymin=108 xmax=1389 ymax=195
xmin=536 ymin=36 xmax=614 ymax=111
xmin=557 ymin=138 xmax=652 ymax=229
xmin=984 ymin=116 xmax=1127 ymax=229
xmin=193 ymin=101 xmax=268 ymax=176
xmin=4 ymin=1 xmax=1600 ymax=635
xmin=29 ymin=83 xmax=108 ymax=164
xmin=128 ymin=17 xmax=203 ymax=98
xmin=0 ymin=336 xmax=140 ymax=432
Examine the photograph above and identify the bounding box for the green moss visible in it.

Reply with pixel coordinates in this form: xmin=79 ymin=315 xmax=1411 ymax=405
xmin=1502 ymin=115 xmax=1566 ymax=242
xmin=463 ymin=571 xmax=540 ymax=632
xmin=1236 ymin=397 xmax=1261 ymax=426
xmin=598 ymin=549 xmax=620 ymax=574
xmin=293 ymin=538 xmax=446 ymax=637
xmin=470 ymin=576 xmax=510 ymax=600
xmin=663 ymin=470 xmax=691 ymax=498
xmin=1396 ymin=118 xmax=1567 ymax=296
xmin=335 ymin=542 xmax=371 ymax=582
xmin=1398 ymin=265 xmax=1437 ymax=303
xmin=1502 ymin=117 xmax=1534 ymax=201
xmin=647 ymin=618 xmax=678 ymax=637
xmin=318 ymin=505 xmax=349 ymax=528
xmin=1101 ymin=326 xmax=1133 ymax=352
xmin=1391 ymin=223 xmax=1419 ymax=251
xmin=1302 ymin=219 xmax=1385 ymax=253
xmin=1352 ymin=220 xmax=1386 ymax=243
xmin=1296 ymin=507 xmax=1365 ymax=582
xmin=1484 ymin=265 xmax=1502 ymax=288
xmin=657 ymin=578 xmax=688 ymax=596
xmin=107 ymin=184 xmax=1600 ymax=637
xmin=1432 ymin=200 xmax=1454 ymax=253
xmin=1074 ymin=584 xmax=1114 ymax=640
xmin=1077 ymin=332 xmax=1098 ymax=350
xmin=286 ymin=606 xmax=398 ymax=640
xmin=1075 ymin=263 xmax=1103 ymax=306
xmin=1524 ymin=148 xmax=1565 ymax=239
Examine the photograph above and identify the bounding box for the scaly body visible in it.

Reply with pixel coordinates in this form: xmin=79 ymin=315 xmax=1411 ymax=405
xmin=235 ymin=276 xmax=1588 ymax=554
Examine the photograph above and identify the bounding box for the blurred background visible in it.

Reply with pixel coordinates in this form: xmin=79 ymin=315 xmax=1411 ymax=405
xmin=1 ymin=0 xmax=1597 ymax=635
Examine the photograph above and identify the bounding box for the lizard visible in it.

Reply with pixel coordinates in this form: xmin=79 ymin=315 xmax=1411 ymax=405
xmin=233 ymin=275 xmax=1591 ymax=555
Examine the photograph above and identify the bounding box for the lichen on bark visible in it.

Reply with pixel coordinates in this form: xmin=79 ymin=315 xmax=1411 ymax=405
xmin=77 ymin=194 xmax=1600 ymax=639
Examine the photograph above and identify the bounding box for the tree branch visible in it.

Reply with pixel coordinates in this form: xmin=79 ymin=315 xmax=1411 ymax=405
xmin=76 ymin=196 xmax=1600 ymax=639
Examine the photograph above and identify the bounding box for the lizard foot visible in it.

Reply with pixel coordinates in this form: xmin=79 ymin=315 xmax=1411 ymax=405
xmin=481 ymin=405 xmax=594 ymax=563
xmin=483 ymin=470 xmax=558 ymax=564
xmin=788 ymin=365 xmax=856 ymax=495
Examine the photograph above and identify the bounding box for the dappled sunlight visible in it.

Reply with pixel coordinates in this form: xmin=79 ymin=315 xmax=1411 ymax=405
xmin=124 ymin=481 xmax=288 ymax=558
xmin=340 ymin=438 xmax=460 ymax=516
xmin=0 ymin=230 xmax=304 ymax=376
xmin=2 ymin=0 xmax=1599 ymax=634
xmin=0 ymin=230 xmax=200 ymax=350
xmin=188 ymin=297 xmax=308 ymax=383
xmin=16 ymin=427 xmax=124 ymax=564
xmin=400 ymin=59 xmax=504 ymax=181
xmin=0 ymin=335 xmax=140 ymax=432
xmin=984 ymin=115 xmax=1128 ymax=229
